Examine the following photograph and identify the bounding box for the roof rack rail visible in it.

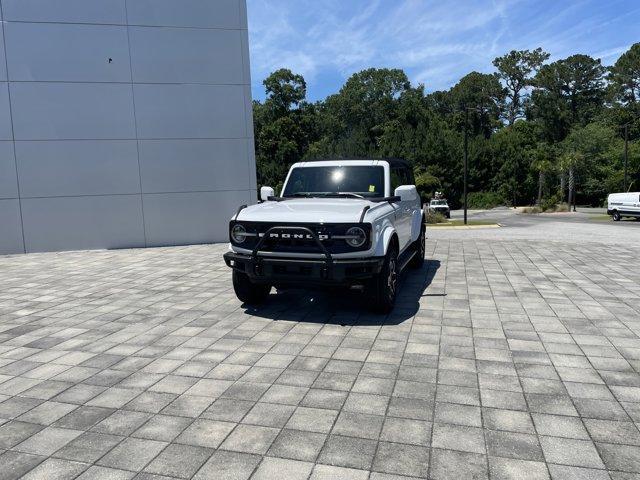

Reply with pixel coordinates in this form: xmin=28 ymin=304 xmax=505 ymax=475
xmin=303 ymin=157 xmax=410 ymax=168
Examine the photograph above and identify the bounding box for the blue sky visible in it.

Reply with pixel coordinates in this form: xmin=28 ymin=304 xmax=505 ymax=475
xmin=247 ymin=0 xmax=640 ymax=102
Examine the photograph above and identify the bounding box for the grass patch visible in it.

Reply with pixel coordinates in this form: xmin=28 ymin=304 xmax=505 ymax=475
xmin=590 ymin=214 xmax=639 ymax=222
xmin=589 ymin=214 xmax=613 ymax=222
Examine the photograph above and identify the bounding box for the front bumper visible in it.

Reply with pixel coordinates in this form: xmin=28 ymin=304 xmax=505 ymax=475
xmin=224 ymin=251 xmax=384 ymax=285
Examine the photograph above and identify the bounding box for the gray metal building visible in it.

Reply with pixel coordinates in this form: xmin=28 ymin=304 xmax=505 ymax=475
xmin=0 ymin=0 xmax=256 ymax=254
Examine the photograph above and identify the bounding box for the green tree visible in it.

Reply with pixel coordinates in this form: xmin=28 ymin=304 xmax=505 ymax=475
xmin=531 ymin=54 xmax=606 ymax=140
xmin=493 ymin=48 xmax=549 ymax=125
xmin=312 ymin=68 xmax=411 ymax=157
xmin=263 ymin=68 xmax=307 ymax=115
xmin=530 ymin=142 xmax=557 ymax=204
xmin=561 ymin=122 xmax=618 ymax=205
xmin=488 ymin=121 xmax=540 ymax=205
xmin=253 ymin=70 xmax=319 ymax=190
xmin=608 ymin=42 xmax=640 ymax=104
xmin=414 ymin=170 xmax=441 ymax=204
xmin=448 ymin=72 xmax=506 ymax=137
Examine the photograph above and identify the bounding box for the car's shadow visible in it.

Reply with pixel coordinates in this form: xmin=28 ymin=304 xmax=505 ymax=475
xmin=240 ymin=259 xmax=442 ymax=326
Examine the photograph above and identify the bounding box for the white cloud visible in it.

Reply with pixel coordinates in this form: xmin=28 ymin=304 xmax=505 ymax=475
xmin=247 ymin=0 xmax=638 ymax=99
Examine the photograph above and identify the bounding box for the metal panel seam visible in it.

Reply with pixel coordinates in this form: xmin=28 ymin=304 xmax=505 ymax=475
xmin=0 ymin=1 xmax=26 ymax=252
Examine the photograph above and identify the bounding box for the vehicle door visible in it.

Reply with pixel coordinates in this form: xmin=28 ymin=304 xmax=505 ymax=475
xmin=624 ymin=193 xmax=635 ymax=214
xmin=406 ymin=168 xmax=422 ymax=242
xmin=391 ymin=167 xmax=413 ymax=251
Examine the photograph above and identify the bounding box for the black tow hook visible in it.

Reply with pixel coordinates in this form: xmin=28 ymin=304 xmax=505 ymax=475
xmin=320 ymin=265 xmax=329 ymax=279
xmin=254 ymin=261 xmax=264 ymax=276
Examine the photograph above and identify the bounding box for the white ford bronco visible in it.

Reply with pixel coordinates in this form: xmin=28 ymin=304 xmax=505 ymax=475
xmin=223 ymin=159 xmax=425 ymax=313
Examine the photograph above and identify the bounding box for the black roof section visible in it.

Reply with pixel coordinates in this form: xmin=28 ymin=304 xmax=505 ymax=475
xmin=304 ymin=157 xmax=411 ymax=168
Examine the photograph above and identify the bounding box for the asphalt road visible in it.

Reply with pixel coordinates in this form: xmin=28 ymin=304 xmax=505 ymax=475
xmin=437 ymin=207 xmax=640 ymax=244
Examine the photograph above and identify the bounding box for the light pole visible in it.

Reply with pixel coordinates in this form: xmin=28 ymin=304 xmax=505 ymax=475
xmin=463 ymin=108 xmax=468 ymax=225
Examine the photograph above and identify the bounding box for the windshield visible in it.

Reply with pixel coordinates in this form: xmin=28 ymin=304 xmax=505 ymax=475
xmin=283 ymin=166 xmax=385 ymax=198
xmin=431 ymin=200 xmax=447 ymax=205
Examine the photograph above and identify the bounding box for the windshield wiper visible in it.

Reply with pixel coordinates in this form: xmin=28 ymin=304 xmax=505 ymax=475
xmin=281 ymin=192 xmax=315 ymax=198
xmin=320 ymin=192 xmax=365 ymax=199
xmin=283 ymin=192 xmax=366 ymax=199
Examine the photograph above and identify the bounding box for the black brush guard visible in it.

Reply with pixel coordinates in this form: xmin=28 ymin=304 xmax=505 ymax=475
xmin=223 ymin=226 xmax=384 ymax=285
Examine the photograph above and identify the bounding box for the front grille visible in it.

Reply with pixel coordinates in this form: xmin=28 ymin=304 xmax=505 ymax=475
xmin=230 ymin=221 xmax=370 ymax=254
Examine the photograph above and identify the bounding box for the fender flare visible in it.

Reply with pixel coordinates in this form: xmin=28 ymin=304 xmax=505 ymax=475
xmin=374 ymin=225 xmax=399 ymax=257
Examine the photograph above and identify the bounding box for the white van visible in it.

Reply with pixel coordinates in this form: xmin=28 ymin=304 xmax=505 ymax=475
xmin=608 ymin=192 xmax=640 ymax=221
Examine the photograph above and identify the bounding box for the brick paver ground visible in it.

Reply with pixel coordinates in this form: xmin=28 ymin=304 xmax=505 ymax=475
xmin=1 ymin=239 xmax=640 ymax=479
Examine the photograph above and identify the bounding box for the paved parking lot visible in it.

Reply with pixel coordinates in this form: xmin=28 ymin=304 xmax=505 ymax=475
xmin=2 ymin=226 xmax=640 ymax=479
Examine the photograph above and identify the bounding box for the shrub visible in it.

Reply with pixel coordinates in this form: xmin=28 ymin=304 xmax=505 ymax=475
xmin=540 ymin=193 xmax=558 ymax=212
xmin=426 ymin=211 xmax=447 ymax=224
xmin=522 ymin=194 xmax=570 ymax=214
xmin=466 ymin=191 xmax=506 ymax=209
xmin=414 ymin=171 xmax=441 ymax=205
xmin=539 ymin=192 xmax=566 ymax=212
xmin=521 ymin=206 xmax=542 ymax=214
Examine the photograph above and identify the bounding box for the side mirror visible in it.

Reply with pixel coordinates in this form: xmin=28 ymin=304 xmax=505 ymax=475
xmin=260 ymin=186 xmax=275 ymax=201
xmin=394 ymin=185 xmax=418 ymax=202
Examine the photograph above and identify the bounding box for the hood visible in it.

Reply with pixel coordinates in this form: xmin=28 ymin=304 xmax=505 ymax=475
xmin=236 ymin=198 xmax=375 ymax=223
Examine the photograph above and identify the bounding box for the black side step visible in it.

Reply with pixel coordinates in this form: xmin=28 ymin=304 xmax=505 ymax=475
xmin=398 ymin=248 xmax=417 ymax=272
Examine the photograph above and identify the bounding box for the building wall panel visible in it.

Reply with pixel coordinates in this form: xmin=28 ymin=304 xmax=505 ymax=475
xmin=0 ymin=199 xmax=24 ymax=254
xmin=21 ymin=195 xmax=145 ymax=252
xmin=11 ymin=83 xmax=136 ymax=141
xmin=133 ymin=84 xmax=246 ymax=140
xmin=0 ymin=83 xmax=12 ymax=140
xmin=2 ymin=0 xmax=127 ymax=24
xmin=0 ymin=0 xmax=254 ymax=254
xmin=0 ymin=141 xmax=18 ymax=199
xmin=5 ymin=22 xmax=131 ymax=82
xmin=129 ymin=26 xmax=243 ymax=84
xmin=15 ymin=140 xmax=140 ymax=197
xmin=143 ymin=190 xmax=251 ymax=246
xmin=126 ymin=0 xmax=242 ymax=29
xmin=138 ymin=139 xmax=250 ymax=194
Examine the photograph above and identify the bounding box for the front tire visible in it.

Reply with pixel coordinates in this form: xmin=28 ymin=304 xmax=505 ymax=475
xmin=232 ymin=270 xmax=270 ymax=305
xmin=612 ymin=211 xmax=621 ymax=221
xmin=409 ymin=222 xmax=425 ymax=269
xmin=369 ymin=244 xmax=399 ymax=314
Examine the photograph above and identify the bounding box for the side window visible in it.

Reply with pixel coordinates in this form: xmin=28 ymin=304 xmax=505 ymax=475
xmin=407 ymin=168 xmax=415 ymax=186
xmin=390 ymin=165 xmax=414 ymax=192
xmin=390 ymin=168 xmax=402 ymax=192
xmin=394 ymin=167 xmax=411 ymax=186
xmin=401 ymin=167 xmax=412 ymax=186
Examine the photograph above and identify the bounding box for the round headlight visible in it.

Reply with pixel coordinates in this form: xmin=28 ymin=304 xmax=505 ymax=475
xmin=231 ymin=224 xmax=247 ymax=243
xmin=345 ymin=226 xmax=366 ymax=248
